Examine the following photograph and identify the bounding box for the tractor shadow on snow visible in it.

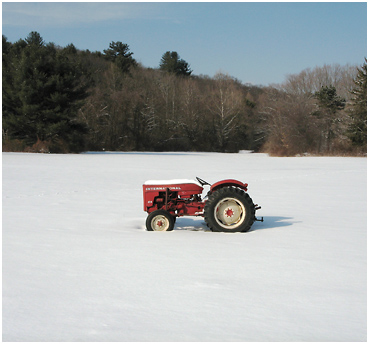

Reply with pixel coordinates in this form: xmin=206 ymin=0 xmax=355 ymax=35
xmin=174 ymin=216 xmax=296 ymax=232
xmin=249 ymin=216 xmax=297 ymax=232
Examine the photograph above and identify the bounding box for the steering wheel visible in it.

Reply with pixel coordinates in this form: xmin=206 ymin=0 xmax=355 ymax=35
xmin=196 ymin=177 xmax=211 ymax=186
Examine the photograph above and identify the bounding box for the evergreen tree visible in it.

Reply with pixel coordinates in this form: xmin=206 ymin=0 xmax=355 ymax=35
xmin=347 ymin=58 xmax=367 ymax=147
xmin=25 ymin=31 xmax=44 ymax=47
xmin=103 ymin=41 xmax=137 ymax=74
xmin=2 ymin=36 xmax=19 ymax=127
xmin=314 ymin=85 xmax=346 ymax=152
xmin=159 ymin=51 xmax=192 ymax=76
xmin=2 ymin=32 xmax=88 ymax=152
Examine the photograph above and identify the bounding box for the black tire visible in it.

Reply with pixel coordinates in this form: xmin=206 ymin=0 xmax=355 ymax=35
xmin=204 ymin=187 xmax=255 ymax=233
xmin=146 ymin=210 xmax=175 ymax=231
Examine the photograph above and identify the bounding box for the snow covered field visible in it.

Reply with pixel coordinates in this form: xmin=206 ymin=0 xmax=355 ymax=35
xmin=2 ymin=152 xmax=367 ymax=341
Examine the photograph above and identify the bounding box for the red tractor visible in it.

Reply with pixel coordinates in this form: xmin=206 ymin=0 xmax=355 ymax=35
xmin=143 ymin=177 xmax=262 ymax=232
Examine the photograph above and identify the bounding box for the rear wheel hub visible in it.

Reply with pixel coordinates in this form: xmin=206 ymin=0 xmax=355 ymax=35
xmin=215 ymin=198 xmax=246 ymax=229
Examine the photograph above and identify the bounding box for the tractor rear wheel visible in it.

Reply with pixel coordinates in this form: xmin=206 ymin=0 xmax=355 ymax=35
xmin=146 ymin=210 xmax=175 ymax=231
xmin=204 ymin=187 xmax=255 ymax=232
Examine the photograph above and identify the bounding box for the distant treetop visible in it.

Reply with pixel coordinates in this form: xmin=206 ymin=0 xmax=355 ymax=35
xmin=103 ymin=41 xmax=137 ymax=74
xmin=159 ymin=51 xmax=192 ymax=76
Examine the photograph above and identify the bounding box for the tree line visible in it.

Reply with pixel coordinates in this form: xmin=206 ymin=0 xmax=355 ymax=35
xmin=2 ymin=32 xmax=367 ymax=155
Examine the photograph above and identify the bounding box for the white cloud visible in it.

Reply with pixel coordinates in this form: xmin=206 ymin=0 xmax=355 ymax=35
xmin=2 ymin=2 xmax=158 ymax=27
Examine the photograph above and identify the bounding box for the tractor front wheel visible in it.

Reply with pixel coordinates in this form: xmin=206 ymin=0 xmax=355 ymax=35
xmin=146 ymin=210 xmax=175 ymax=231
xmin=204 ymin=187 xmax=255 ymax=232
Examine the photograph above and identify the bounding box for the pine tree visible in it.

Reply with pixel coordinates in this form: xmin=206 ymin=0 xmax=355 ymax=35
xmin=347 ymin=59 xmax=367 ymax=147
xmin=103 ymin=41 xmax=137 ymax=74
xmin=313 ymin=85 xmax=346 ymax=152
xmin=159 ymin=51 xmax=192 ymax=76
xmin=2 ymin=32 xmax=88 ymax=152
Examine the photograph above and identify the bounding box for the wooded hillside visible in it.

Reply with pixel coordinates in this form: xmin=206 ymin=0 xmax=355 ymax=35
xmin=2 ymin=32 xmax=366 ymax=155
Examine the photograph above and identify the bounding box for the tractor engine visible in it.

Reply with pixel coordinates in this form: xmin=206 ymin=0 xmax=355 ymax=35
xmin=143 ymin=179 xmax=205 ymax=216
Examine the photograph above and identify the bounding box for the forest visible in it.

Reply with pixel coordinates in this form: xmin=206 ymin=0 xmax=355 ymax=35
xmin=2 ymin=32 xmax=367 ymax=155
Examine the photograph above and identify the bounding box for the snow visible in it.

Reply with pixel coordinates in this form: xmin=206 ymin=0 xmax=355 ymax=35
xmin=2 ymin=152 xmax=367 ymax=341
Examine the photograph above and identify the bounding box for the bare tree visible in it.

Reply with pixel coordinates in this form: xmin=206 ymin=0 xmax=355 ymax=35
xmin=205 ymin=73 xmax=244 ymax=151
xmin=282 ymin=64 xmax=356 ymax=99
xmin=259 ymin=87 xmax=317 ymax=156
xmin=178 ymin=77 xmax=204 ymax=150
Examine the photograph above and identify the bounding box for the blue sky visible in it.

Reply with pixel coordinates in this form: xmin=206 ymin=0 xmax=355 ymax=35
xmin=2 ymin=2 xmax=367 ymax=85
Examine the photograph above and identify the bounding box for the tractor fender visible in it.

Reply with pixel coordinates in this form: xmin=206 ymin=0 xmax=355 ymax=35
xmin=210 ymin=179 xmax=248 ymax=192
